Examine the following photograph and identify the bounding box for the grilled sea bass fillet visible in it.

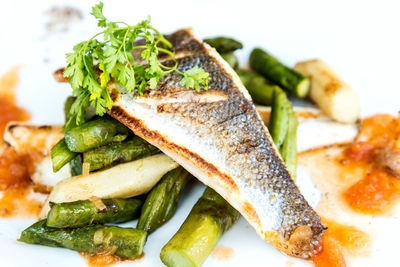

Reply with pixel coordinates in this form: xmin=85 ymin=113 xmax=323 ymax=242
xmin=106 ymin=29 xmax=324 ymax=258
xmin=56 ymin=29 xmax=324 ymax=258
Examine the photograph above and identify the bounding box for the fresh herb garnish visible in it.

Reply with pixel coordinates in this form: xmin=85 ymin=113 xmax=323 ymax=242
xmin=63 ymin=2 xmax=209 ymax=131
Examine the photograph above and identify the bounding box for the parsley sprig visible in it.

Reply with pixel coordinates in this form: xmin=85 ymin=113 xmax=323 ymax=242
xmin=63 ymin=2 xmax=209 ymax=131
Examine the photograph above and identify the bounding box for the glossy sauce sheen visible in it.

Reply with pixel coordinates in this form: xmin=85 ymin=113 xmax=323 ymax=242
xmin=0 ymin=67 xmax=40 ymax=218
xmin=312 ymin=219 xmax=369 ymax=267
xmin=301 ymin=114 xmax=400 ymax=267
xmin=341 ymin=114 xmax=400 ymax=214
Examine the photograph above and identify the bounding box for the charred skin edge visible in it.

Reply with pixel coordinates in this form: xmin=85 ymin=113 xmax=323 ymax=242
xmin=108 ymin=106 xmax=239 ymax=192
xmin=108 ymin=105 xmax=324 ymax=258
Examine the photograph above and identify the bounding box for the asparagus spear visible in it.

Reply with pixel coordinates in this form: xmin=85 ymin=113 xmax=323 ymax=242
xmin=83 ymin=137 xmax=159 ymax=171
xmin=64 ymin=96 xmax=76 ymax=121
xmin=160 ymin=187 xmax=239 ymax=267
xmin=64 ymin=117 xmax=130 ymax=153
xmin=63 ymin=96 xmax=96 ymax=126
xmin=250 ymin=48 xmax=310 ymax=98
xmin=46 ymin=198 xmax=142 ymax=228
xmin=269 ymin=87 xmax=290 ymax=149
xmin=237 ymin=69 xmax=277 ymax=106
xmin=280 ymin=109 xmax=298 ymax=179
xmin=70 ymin=154 xmax=83 ymax=176
xmin=19 ymin=220 xmax=147 ymax=259
xmin=203 ymin=37 xmax=243 ymax=53
xmin=63 ymin=97 xmax=84 ymax=176
xmin=267 ymin=87 xmax=298 ymax=179
xmin=51 ymin=138 xmax=78 ymax=172
xmin=137 ymin=167 xmax=191 ymax=233
xmin=221 ymin=52 xmax=239 ymax=70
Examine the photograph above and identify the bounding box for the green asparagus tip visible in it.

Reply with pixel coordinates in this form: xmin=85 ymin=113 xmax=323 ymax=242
xmin=161 ymin=249 xmax=197 ymax=267
xmin=296 ymin=78 xmax=310 ymax=98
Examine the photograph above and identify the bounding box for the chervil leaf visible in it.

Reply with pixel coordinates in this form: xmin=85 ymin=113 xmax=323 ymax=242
xmin=63 ymin=90 xmax=90 ymax=131
xmin=91 ymin=2 xmax=107 ymax=27
xmin=149 ymin=77 xmax=158 ymax=89
xmin=180 ymin=66 xmax=210 ymax=92
xmin=63 ymin=2 xmax=210 ymax=131
xmin=99 ymin=63 xmax=110 ymax=88
xmin=73 ymin=41 xmax=86 ymax=53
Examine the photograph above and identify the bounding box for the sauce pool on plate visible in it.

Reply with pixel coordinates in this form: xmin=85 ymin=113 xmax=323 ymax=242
xmin=341 ymin=114 xmax=400 ymax=215
xmin=0 ymin=67 xmax=41 ymax=218
xmin=312 ymin=219 xmax=369 ymax=267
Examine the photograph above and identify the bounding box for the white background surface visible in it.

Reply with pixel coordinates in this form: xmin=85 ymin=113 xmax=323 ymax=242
xmin=0 ymin=0 xmax=400 ymax=266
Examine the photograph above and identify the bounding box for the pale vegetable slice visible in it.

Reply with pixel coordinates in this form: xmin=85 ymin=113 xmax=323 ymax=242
xmin=294 ymin=59 xmax=360 ymax=124
xmin=256 ymin=106 xmax=358 ymax=152
xmin=40 ymin=154 xmax=178 ymax=218
xmin=3 ymin=123 xmax=63 ymax=155
xmin=3 ymin=123 xmax=70 ymax=189
xmin=32 ymin=157 xmax=71 ymax=188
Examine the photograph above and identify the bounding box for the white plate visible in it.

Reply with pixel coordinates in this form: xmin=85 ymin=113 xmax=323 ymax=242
xmin=0 ymin=1 xmax=399 ymax=266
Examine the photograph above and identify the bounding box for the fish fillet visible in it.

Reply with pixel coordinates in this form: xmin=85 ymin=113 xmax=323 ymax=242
xmin=106 ymin=29 xmax=325 ymax=258
xmin=55 ymin=29 xmax=325 ymax=258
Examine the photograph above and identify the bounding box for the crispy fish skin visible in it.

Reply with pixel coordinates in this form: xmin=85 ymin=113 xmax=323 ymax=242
xmin=48 ymin=29 xmax=324 ymax=257
xmin=108 ymin=29 xmax=324 ymax=258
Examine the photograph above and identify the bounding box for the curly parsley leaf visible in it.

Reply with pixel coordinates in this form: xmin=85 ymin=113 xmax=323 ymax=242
xmin=63 ymin=2 xmax=210 ymax=132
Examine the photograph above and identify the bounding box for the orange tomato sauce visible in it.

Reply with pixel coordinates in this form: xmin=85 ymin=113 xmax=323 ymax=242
xmin=0 ymin=67 xmax=40 ymax=218
xmin=307 ymin=114 xmax=400 ymax=267
xmin=341 ymin=114 xmax=400 ymax=215
xmin=344 ymin=169 xmax=400 ymax=214
xmin=0 ymin=66 xmax=30 ymax=137
xmin=80 ymin=253 xmax=122 ymax=267
xmin=312 ymin=219 xmax=369 ymax=267
xmin=80 ymin=252 xmax=145 ymax=267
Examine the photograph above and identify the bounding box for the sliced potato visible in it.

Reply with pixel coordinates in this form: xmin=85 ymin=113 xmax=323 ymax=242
xmin=294 ymin=59 xmax=360 ymax=124
xmin=40 ymin=154 xmax=178 ymax=218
